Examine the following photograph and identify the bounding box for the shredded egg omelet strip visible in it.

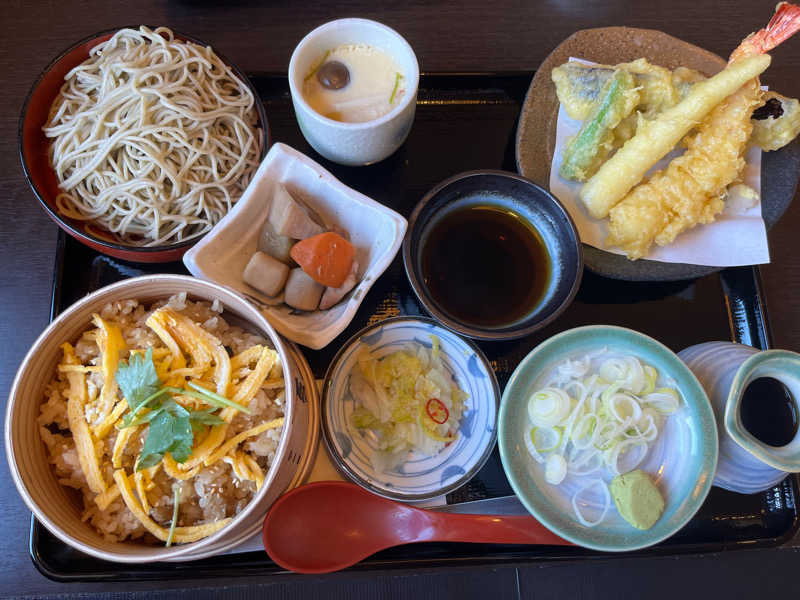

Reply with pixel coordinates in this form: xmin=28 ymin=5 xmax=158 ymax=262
xmin=53 ymin=305 xmax=285 ymax=544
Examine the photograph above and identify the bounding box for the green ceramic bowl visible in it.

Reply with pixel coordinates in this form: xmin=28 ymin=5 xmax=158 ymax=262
xmin=498 ymin=325 xmax=718 ymax=552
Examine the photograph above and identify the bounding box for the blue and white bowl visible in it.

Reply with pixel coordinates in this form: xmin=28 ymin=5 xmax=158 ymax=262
xmin=322 ymin=316 xmax=500 ymax=501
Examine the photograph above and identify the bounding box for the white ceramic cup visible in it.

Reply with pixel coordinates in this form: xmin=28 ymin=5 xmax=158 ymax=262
xmin=679 ymin=342 xmax=800 ymax=494
xmin=288 ymin=18 xmax=419 ymax=166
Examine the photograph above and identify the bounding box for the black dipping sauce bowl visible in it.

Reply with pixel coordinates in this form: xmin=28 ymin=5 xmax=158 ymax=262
xmin=403 ymin=170 xmax=583 ymax=340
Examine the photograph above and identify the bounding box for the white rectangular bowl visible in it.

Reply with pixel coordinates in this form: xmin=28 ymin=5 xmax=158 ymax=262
xmin=184 ymin=143 xmax=407 ymax=349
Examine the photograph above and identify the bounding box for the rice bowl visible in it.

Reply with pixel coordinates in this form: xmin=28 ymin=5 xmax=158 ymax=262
xmin=39 ymin=293 xmax=285 ymax=545
xmin=6 ymin=275 xmax=312 ymax=563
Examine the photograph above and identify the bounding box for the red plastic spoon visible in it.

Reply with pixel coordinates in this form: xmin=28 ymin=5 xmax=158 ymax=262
xmin=262 ymin=481 xmax=570 ymax=573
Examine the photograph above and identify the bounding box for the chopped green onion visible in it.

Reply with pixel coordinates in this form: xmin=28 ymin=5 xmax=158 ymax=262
xmin=545 ymin=453 xmax=568 ymax=484
xmin=606 ymin=392 xmax=642 ymax=423
xmin=572 ymin=478 xmax=610 ymax=527
xmin=304 ymin=50 xmax=331 ymax=82
xmin=642 ymin=365 xmax=658 ymax=395
xmin=389 ymin=72 xmax=402 ymax=104
xmin=644 ymin=388 xmax=681 ymax=415
xmin=527 ymin=388 xmax=572 ymax=427
xmin=531 ymin=426 xmax=562 ymax=453
xmin=524 ymin=427 xmax=545 ymax=464
xmin=166 ymin=485 xmax=180 ymax=548
xmin=595 ymin=436 xmax=618 ymax=451
xmin=570 ymin=414 xmax=597 ymax=448
xmin=600 ymin=381 xmax=623 ymax=406
xmin=527 ymin=350 xmax=684 ymax=528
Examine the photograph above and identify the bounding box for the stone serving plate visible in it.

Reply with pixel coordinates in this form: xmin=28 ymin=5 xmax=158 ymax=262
xmin=515 ymin=26 xmax=800 ymax=281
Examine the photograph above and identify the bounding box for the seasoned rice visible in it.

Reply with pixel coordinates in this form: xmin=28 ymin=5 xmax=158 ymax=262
xmin=38 ymin=293 xmax=285 ymax=544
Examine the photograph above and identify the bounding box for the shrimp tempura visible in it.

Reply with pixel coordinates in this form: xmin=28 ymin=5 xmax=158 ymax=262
xmin=606 ymin=2 xmax=800 ymax=260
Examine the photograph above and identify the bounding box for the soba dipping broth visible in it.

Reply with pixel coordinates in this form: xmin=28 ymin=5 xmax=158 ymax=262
xmin=302 ymin=44 xmax=405 ymax=123
xmin=420 ymin=204 xmax=551 ymax=328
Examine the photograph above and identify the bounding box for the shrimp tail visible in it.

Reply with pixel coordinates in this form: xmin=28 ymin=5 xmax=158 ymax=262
xmin=606 ymin=3 xmax=800 ymax=260
xmin=730 ymin=2 xmax=800 ymax=61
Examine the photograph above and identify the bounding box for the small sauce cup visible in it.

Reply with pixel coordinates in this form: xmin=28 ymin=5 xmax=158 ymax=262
xmin=288 ymin=18 xmax=419 ymax=166
xmin=403 ymin=170 xmax=583 ymax=340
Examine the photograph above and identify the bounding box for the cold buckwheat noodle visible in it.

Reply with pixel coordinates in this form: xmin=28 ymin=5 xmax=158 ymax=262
xmin=44 ymin=26 xmax=263 ymax=246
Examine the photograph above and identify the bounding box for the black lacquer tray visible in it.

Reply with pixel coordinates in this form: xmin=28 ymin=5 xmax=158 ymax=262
xmin=30 ymin=73 xmax=799 ymax=582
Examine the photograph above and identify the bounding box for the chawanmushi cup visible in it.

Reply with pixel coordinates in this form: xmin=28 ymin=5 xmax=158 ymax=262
xmin=288 ymin=18 xmax=419 ymax=166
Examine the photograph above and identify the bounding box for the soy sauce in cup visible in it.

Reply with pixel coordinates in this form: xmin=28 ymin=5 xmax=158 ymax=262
xmin=740 ymin=377 xmax=798 ymax=447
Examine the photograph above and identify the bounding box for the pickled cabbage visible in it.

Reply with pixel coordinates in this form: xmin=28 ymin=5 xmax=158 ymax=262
xmin=349 ymin=337 xmax=468 ymax=472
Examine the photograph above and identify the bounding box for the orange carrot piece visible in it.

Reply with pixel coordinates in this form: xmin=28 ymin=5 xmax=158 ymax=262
xmin=290 ymin=232 xmax=355 ymax=287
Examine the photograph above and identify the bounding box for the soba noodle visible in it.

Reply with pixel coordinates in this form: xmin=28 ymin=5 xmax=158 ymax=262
xmin=44 ymin=26 xmax=263 ymax=246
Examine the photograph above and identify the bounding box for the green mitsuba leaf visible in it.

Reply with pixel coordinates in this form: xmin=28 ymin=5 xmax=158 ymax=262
xmin=169 ymin=426 xmax=194 ymax=463
xmin=136 ymin=452 xmax=164 ymax=471
xmin=119 ymin=408 xmax=161 ymax=429
xmin=189 ymin=408 xmax=225 ymax=426
xmin=136 ymin=407 xmax=195 ymax=470
xmin=119 ymin=356 xmax=230 ymax=470
xmin=116 ymin=348 xmax=162 ymax=412
xmin=162 ymin=398 xmax=190 ymax=420
xmin=137 ymin=410 xmax=175 ymax=469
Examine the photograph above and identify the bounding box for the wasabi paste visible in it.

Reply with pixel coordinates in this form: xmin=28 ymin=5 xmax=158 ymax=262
xmin=610 ymin=469 xmax=664 ymax=530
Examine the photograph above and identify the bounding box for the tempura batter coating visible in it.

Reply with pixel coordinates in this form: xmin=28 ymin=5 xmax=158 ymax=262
xmin=604 ymin=2 xmax=800 ymax=259
xmin=559 ymin=70 xmax=640 ymax=181
xmin=578 ymin=54 xmax=769 ymax=219
xmin=606 ymin=83 xmax=759 ymax=258
xmin=552 ymin=59 xmax=678 ymax=120
xmin=553 ymin=59 xmax=800 ymax=153
xmin=752 ymin=91 xmax=800 ymax=150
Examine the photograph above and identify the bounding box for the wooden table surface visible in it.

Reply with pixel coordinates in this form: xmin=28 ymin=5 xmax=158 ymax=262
xmin=2 ymin=1 xmax=800 ymax=597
